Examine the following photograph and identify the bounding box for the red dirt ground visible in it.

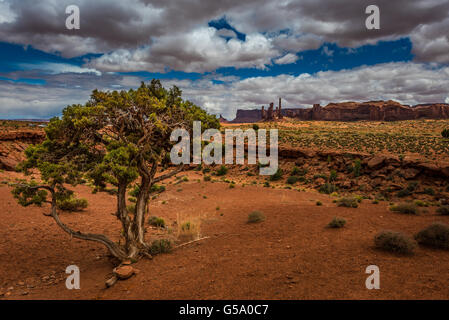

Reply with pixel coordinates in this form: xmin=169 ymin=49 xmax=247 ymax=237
xmin=1 ymin=170 xmax=449 ymax=300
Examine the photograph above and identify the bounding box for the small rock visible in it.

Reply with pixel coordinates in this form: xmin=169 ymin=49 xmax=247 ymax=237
xmin=21 ymin=291 xmax=29 ymax=296
xmin=7 ymin=286 xmax=14 ymax=291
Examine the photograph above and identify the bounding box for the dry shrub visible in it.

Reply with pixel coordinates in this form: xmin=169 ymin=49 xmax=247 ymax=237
xmin=374 ymin=231 xmax=416 ymax=254
xmin=248 ymin=210 xmax=265 ymax=223
xmin=415 ymin=223 xmax=449 ymax=249
xmin=327 ymin=217 xmax=346 ymax=228
xmin=390 ymin=203 xmax=418 ymax=215
xmin=176 ymin=213 xmax=202 ymax=243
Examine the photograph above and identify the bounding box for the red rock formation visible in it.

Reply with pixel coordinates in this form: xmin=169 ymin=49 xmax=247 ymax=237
xmin=230 ymin=100 xmax=449 ymax=123
xmin=0 ymin=130 xmax=45 ymax=171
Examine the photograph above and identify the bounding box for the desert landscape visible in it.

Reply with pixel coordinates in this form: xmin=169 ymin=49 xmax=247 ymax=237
xmin=1 ymin=110 xmax=449 ymax=300
xmin=1 ymin=1 xmax=449 ymax=307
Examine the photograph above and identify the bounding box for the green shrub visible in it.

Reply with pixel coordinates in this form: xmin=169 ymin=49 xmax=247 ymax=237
xmin=436 ymin=205 xmax=449 ymax=215
xmin=203 ymin=175 xmax=211 ymax=182
xmin=442 ymin=128 xmax=449 ymax=138
xmin=148 ymin=216 xmax=166 ymax=228
xmin=202 ymin=167 xmax=211 ymax=174
xmin=374 ymin=231 xmax=416 ymax=254
xmin=216 ymin=165 xmax=228 ymax=176
xmin=423 ymin=187 xmax=435 ymax=196
xmin=390 ymin=203 xmax=418 ymax=215
xmin=287 ymin=176 xmax=299 ymax=184
xmin=252 ymin=124 xmax=259 ymax=131
xmin=415 ymin=223 xmax=449 ymax=249
xmin=319 ymin=183 xmax=337 ymax=194
xmin=327 ymin=217 xmax=346 ymax=228
xmin=57 ymin=197 xmax=88 ymax=212
xmin=329 ymin=170 xmax=337 ymax=182
xmin=149 ymin=239 xmax=172 ymax=255
xmin=316 ymin=201 xmax=322 ymax=206
xmin=269 ymin=168 xmax=283 ymax=181
xmin=337 ymin=197 xmax=358 ymax=208
xmin=353 ymin=159 xmax=362 ymax=177
xmin=248 ymin=211 xmax=265 ymax=223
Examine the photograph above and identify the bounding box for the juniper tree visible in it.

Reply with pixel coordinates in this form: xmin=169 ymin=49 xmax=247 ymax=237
xmin=12 ymin=80 xmax=219 ymax=261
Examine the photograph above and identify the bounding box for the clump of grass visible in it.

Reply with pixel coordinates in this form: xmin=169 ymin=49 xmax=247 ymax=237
xmin=252 ymin=124 xmax=259 ymax=131
xmin=319 ymin=183 xmax=337 ymax=194
xmin=247 ymin=210 xmax=265 ymax=223
xmin=149 ymin=239 xmax=172 ymax=255
xmin=269 ymin=168 xmax=283 ymax=181
xmin=176 ymin=213 xmax=202 ymax=243
xmin=436 ymin=205 xmax=449 ymax=215
xmin=286 ymin=176 xmax=299 ymax=185
xmin=148 ymin=216 xmax=166 ymax=228
xmin=415 ymin=223 xmax=449 ymax=249
xmin=204 ymin=175 xmax=211 ymax=182
xmin=216 ymin=165 xmax=228 ymax=176
xmin=337 ymin=197 xmax=358 ymax=208
xmin=316 ymin=201 xmax=322 ymax=206
xmin=390 ymin=203 xmax=418 ymax=215
xmin=374 ymin=231 xmax=416 ymax=254
xmin=327 ymin=217 xmax=346 ymax=228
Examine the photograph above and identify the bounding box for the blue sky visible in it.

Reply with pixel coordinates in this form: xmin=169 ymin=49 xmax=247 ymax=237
xmin=0 ymin=0 xmax=448 ymax=119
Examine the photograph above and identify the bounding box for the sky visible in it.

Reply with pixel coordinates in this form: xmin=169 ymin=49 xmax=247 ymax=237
xmin=0 ymin=0 xmax=448 ymax=119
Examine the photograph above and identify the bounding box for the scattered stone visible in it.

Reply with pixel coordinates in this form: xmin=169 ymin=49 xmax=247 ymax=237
xmin=367 ymin=156 xmax=385 ymax=169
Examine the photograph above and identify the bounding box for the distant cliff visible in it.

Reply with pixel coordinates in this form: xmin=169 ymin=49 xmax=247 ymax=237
xmin=229 ymin=100 xmax=449 ymax=123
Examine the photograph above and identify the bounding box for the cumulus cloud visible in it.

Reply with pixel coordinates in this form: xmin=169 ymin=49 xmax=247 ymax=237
xmin=89 ymin=27 xmax=279 ymax=72
xmin=274 ymin=53 xmax=299 ymax=65
xmin=1 ymin=0 xmax=449 ymax=72
xmin=3 ymin=62 xmax=446 ymax=119
xmin=165 ymin=62 xmax=449 ymax=119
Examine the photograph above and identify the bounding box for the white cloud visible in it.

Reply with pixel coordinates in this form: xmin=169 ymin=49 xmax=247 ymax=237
xmin=19 ymin=62 xmax=102 ymax=76
xmin=274 ymin=53 xmax=299 ymax=65
xmin=89 ymin=27 xmax=280 ymax=72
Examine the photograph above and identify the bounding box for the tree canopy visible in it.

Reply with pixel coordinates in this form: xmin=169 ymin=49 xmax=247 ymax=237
xmin=13 ymin=80 xmax=220 ymax=261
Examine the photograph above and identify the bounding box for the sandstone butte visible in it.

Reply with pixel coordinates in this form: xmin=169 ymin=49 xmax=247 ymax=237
xmin=224 ymin=100 xmax=449 ymax=123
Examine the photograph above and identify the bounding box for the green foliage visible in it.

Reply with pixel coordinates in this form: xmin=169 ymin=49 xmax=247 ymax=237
xmin=390 ymin=203 xmax=418 ymax=215
xmin=436 ymin=205 xmax=449 ymax=215
xmin=423 ymin=187 xmax=435 ymax=196
xmin=252 ymin=124 xmax=259 ymax=131
xmin=374 ymin=231 xmax=416 ymax=254
xmin=148 ymin=216 xmax=166 ymax=228
xmin=269 ymin=168 xmax=283 ymax=181
xmin=216 ymin=165 xmax=228 ymax=176
xmin=203 ymin=175 xmax=211 ymax=182
xmin=397 ymin=182 xmax=419 ymax=198
xmin=442 ymin=129 xmax=449 ymax=138
xmin=353 ymin=159 xmax=362 ymax=177
xmin=327 ymin=217 xmax=346 ymax=228
xmin=57 ymin=197 xmax=88 ymax=212
xmin=319 ymin=183 xmax=337 ymax=194
xmin=316 ymin=201 xmax=322 ymax=206
xmin=415 ymin=223 xmax=449 ymax=249
xmin=12 ymin=181 xmax=48 ymax=207
xmin=337 ymin=197 xmax=358 ymax=208
xmin=248 ymin=211 xmax=265 ymax=223
xmin=329 ymin=170 xmax=337 ymax=182
xmin=149 ymin=239 xmax=172 ymax=255
xmin=13 ymin=80 xmax=220 ymax=213
xmin=286 ymin=176 xmax=299 ymax=185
